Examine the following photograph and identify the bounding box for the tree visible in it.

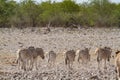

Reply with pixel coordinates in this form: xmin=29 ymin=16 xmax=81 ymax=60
xmin=17 ymin=0 xmax=40 ymax=27
xmin=0 ymin=0 xmax=17 ymax=27
xmin=90 ymin=0 xmax=114 ymax=27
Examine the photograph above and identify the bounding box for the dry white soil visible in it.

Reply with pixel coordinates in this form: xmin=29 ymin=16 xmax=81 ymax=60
xmin=0 ymin=27 xmax=120 ymax=80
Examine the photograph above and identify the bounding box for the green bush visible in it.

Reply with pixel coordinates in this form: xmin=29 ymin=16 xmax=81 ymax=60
xmin=0 ymin=0 xmax=120 ymax=28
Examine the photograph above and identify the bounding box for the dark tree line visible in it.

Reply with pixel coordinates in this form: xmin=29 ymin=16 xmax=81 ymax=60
xmin=0 ymin=0 xmax=120 ymax=28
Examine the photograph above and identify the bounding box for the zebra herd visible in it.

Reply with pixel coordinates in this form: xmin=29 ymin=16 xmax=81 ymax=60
xmin=16 ymin=46 xmax=120 ymax=80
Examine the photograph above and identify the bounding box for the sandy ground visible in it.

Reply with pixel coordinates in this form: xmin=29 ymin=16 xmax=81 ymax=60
xmin=0 ymin=27 xmax=120 ymax=80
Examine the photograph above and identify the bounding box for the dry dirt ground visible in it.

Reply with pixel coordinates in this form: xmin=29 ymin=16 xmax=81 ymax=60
xmin=0 ymin=27 xmax=120 ymax=80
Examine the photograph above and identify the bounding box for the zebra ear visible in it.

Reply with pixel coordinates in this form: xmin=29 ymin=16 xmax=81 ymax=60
xmin=116 ymin=50 xmax=120 ymax=55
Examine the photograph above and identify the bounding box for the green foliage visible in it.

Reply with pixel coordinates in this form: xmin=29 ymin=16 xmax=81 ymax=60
xmin=90 ymin=0 xmax=114 ymax=26
xmin=0 ymin=0 xmax=17 ymax=27
xmin=114 ymin=4 xmax=120 ymax=27
xmin=60 ymin=0 xmax=80 ymax=13
xmin=18 ymin=0 xmax=40 ymax=27
xmin=0 ymin=0 xmax=120 ymax=28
